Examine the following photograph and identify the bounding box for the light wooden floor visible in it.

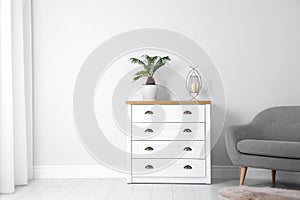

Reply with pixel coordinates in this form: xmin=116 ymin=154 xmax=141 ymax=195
xmin=0 ymin=178 xmax=299 ymax=200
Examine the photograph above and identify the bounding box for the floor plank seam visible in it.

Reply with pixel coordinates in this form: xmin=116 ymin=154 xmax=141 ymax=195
xmin=61 ymin=179 xmax=86 ymax=200
xmin=171 ymin=185 xmax=174 ymax=200
xmin=126 ymin=185 xmax=134 ymax=200
xmin=191 ymin=186 xmax=197 ymax=200
xmin=149 ymin=184 xmax=154 ymax=200
xmin=82 ymin=179 xmax=104 ymax=200
xmin=105 ymin=179 xmax=122 ymax=200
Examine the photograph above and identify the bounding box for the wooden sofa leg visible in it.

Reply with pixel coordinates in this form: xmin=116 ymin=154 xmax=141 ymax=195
xmin=272 ymin=170 xmax=276 ymax=183
xmin=240 ymin=166 xmax=248 ymax=185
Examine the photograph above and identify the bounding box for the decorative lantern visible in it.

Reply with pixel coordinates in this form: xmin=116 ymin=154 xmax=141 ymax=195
xmin=186 ymin=66 xmax=202 ymax=100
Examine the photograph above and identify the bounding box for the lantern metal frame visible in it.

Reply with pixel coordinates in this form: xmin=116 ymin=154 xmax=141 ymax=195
xmin=186 ymin=66 xmax=202 ymax=100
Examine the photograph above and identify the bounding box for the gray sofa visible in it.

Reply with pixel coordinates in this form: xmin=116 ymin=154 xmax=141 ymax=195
xmin=225 ymin=106 xmax=300 ymax=185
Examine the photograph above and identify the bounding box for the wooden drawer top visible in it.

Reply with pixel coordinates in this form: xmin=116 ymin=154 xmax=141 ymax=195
xmin=126 ymin=100 xmax=211 ymax=105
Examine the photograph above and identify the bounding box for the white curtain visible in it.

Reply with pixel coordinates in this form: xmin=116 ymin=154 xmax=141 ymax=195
xmin=0 ymin=0 xmax=33 ymax=193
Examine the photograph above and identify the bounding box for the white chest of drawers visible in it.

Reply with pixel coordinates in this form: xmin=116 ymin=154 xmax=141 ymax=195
xmin=127 ymin=100 xmax=211 ymax=184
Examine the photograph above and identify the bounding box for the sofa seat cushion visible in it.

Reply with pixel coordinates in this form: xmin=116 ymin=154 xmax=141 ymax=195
xmin=237 ymin=139 xmax=300 ymax=159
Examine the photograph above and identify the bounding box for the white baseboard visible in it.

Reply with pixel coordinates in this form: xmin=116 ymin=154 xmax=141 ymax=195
xmin=34 ymin=165 xmax=300 ymax=180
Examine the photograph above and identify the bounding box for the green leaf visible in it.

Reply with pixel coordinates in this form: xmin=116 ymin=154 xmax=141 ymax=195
xmin=142 ymin=54 xmax=151 ymax=62
xmin=162 ymin=56 xmax=171 ymax=61
xmin=143 ymin=55 xmax=158 ymax=65
xmin=134 ymin=70 xmax=150 ymax=77
xmin=130 ymin=57 xmax=151 ymax=72
xmin=152 ymin=56 xmax=171 ymax=75
xmin=150 ymin=56 xmax=159 ymax=65
xmin=133 ymin=75 xmax=142 ymax=81
xmin=142 ymin=55 xmax=153 ymax=72
xmin=130 ymin=58 xmax=146 ymax=66
xmin=131 ymin=55 xmax=170 ymax=81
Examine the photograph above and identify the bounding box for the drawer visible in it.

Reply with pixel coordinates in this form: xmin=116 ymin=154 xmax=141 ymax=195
xmin=132 ymin=123 xmax=205 ymax=141
xmin=131 ymin=105 xmax=205 ymax=123
xmin=132 ymin=141 xmax=205 ymax=159
xmin=132 ymin=159 xmax=206 ymax=177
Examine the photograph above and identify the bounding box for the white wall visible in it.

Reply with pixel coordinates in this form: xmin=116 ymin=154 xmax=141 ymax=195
xmin=33 ymin=0 xmax=300 ymax=168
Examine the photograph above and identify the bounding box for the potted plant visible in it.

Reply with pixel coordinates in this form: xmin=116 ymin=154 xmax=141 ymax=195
xmin=130 ymin=54 xmax=171 ymax=100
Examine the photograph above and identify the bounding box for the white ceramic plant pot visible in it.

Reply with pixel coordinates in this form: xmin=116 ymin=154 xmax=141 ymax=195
xmin=142 ymin=85 xmax=157 ymax=100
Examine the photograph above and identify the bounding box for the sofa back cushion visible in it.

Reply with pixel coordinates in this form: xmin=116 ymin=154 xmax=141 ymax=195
xmin=252 ymin=106 xmax=300 ymax=142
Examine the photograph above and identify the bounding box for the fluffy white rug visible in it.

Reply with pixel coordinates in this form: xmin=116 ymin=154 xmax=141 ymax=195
xmin=218 ymin=186 xmax=300 ymax=200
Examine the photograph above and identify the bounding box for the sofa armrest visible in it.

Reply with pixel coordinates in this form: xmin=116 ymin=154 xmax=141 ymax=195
xmin=225 ymin=124 xmax=260 ymax=165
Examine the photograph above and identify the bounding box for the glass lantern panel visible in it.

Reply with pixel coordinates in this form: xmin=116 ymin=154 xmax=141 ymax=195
xmin=188 ymin=74 xmax=200 ymax=93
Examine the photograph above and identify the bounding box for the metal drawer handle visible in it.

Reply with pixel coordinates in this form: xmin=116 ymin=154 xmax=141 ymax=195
xmin=145 ymin=111 xmax=153 ymax=115
xmin=183 ymin=128 xmax=192 ymax=133
xmin=145 ymin=147 xmax=154 ymax=151
xmin=145 ymin=165 xmax=154 ymax=169
xmin=183 ymin=165 xmax=192 ymax=170
xmin=183 ymin=147 xmax=192 ymax=151
xmin=145 ymin=128 xmax=154 ymax=133
xmin=183 ymin=110 xmax=192 ymax=115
